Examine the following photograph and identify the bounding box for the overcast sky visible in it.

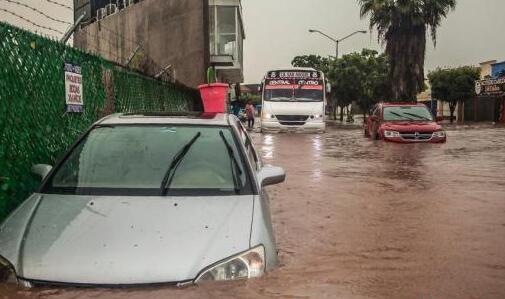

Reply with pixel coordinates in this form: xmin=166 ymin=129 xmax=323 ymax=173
xmin=242 ymin=0 xmax=505 ymax=83
xmin=1 ymin=0 xmax=505 ymax=84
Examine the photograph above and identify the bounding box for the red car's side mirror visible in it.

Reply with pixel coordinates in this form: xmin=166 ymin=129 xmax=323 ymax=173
xmin=435 ymin=116 xmax=444 ymax=122
xmin=369 ymin=115 xmax=378 ymax=121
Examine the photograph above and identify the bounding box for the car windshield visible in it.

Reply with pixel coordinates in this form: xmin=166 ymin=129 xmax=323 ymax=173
xmin=43 ymin=125 xmax=251 ymax=196
xmin=383 ymin=106 xmax=434 ymax=121
xmin=264 ymin=88 xmax=323 ymax=102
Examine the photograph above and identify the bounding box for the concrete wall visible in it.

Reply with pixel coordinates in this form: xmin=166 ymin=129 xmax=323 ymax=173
xmin=75 ymin=0 xmax=209 ymax=88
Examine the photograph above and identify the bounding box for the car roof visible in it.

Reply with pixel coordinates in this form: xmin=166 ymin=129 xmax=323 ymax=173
xmin=97 ymin=112 xmax=232 ymax=126
xmin=380 ymin=102 xmax=425 ymax=107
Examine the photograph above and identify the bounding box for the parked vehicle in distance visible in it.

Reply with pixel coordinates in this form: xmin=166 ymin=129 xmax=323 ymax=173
xmin=365 ymin=103 xmax=447 ymax=143
xmin=260 ymin=68 xmax=327 ymax=133
xmin=0 ymin=112 xmax=285 ymax=288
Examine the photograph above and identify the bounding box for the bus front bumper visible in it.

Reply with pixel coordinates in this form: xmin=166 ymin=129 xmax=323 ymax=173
xmin=261 ymin=120 xmax=325 ymax=133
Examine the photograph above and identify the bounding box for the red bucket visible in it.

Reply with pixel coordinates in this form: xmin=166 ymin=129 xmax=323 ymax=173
xmin=198 ymin=83 xmax=229 ymax=113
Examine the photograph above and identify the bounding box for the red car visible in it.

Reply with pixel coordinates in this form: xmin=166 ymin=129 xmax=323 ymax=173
xmin=365 ymin=103 xmax=447 ymax=143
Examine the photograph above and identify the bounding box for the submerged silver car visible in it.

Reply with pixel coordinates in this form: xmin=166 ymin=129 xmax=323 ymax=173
xmin=0 ymin=112 xmax=285 ymax=287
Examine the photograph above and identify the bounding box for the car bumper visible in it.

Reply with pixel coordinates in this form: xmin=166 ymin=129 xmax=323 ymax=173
xmin=383 ymin=136 xmax=447 ymax=143
xmin=261 ymin=120 xmax=325 ymax=133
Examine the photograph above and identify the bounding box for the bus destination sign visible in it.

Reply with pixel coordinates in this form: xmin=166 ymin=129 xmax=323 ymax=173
xmin=267 ymin=70 xmax=320 ymax=80
xmin=265 ymin=70 xmax=323 ymax=89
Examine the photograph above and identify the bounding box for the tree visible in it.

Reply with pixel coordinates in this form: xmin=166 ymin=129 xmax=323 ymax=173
xmin=328 ymin=53 xmax=366 ymax=121
xmin=428 ymin=66 xmax=480 ymax=123
xmin=291 ymin=55 xmax=331 ymax=74
xmin=357 ymin=49 xmax=392 ymax=119
xmin=359 ymin=0 xmax=456 ymax=101
xmin=328 ymin=49 xmax=391 ymax=121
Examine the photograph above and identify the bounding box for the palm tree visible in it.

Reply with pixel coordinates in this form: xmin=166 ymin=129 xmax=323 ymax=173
xmin=358 ymin=0 xmax=456 ymax=101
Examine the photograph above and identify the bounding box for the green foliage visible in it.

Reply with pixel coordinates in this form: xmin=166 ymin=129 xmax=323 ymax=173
xmin=428 ymin=66 xmax=480 ymax=103
xmin=327 ymin=49 xmax=391 ymax=119
xmin=206 ymin=67 xmax=217 ymax=84
xmin=358 ymin=0 xmax=457 ymax=101
xmin=428 ymin=66 xmax=480 ymax=122
xmin=291 ymin=55 xmax=331 ymax=75
xmin=0 ymin=22 xmax=199 ymax=222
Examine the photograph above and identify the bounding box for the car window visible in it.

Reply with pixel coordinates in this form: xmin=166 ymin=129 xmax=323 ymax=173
xmin=383 ymin=106 xmax=434 ymax=121
xmin=44 ymin=125 xmax=253 ymax=196
xmin=236 ymin=121 xmax=260 ymax=170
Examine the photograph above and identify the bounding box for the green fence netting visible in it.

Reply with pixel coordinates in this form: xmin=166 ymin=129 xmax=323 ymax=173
xmin=0 ymin=22 xmax=201 ymax=221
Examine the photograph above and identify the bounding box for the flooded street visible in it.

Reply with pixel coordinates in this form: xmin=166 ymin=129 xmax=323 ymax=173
xmin=3 ymin=125 xmax=505 ymax=299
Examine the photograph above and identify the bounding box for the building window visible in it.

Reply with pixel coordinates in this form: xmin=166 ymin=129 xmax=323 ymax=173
xmin=209 ymin=7 xmax=216 ymax=55
xmin=210 ymin=6 xmax=238 ymax=58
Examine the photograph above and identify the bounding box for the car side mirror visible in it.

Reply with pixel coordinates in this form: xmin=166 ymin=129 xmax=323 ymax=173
xmin=370 ymin=115 xmax=378 ymax=121
xmin=436 ymin=116 xmax=444 ymax=122
xmin=258 ymin=166 xmax=286 ymax=187
xmin=31 ymin=164 xmax=53 ymax=180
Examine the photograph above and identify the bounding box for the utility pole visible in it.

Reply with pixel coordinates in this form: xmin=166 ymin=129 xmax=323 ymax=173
xmin=308 ymin=29 xmax=367 ymax=59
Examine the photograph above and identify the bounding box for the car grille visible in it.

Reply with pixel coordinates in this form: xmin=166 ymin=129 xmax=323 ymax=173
xmin=275 ymin=115 xmax=309 ymax=126
xmin=400 ymin=132 xmax=433 ymax=141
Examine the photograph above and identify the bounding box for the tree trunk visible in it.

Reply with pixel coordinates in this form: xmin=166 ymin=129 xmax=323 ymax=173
xmin=339 ymin=107 xmax=344 ymax=122
xmin=449 ymin=102 xmax=457 ymax=124
xmin=457 ymin=101 xmax=465 ymax=123
xmin=387 ymin=24 xmax=426 ymax=102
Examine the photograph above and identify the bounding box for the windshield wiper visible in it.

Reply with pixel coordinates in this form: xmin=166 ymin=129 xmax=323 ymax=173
xmin=389 ymin=111 xmax=414 ymax=121
xmin=402 ymin=112 xmax=432 ymax=121
xmin=219 ymin=131 xmax=242 ymax=194
xmin=159 ymin=132 xmax=201 ymax=196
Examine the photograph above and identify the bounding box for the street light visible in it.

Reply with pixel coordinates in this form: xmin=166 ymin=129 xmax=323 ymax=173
xmin=308 ymin=29 xmax=367 ymax=59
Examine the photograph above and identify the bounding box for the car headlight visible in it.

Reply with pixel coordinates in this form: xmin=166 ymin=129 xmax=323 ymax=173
xmin=311 ymin=115 xmax=323 ymax=119
xmin=195 ymin=246 xmax=265 ymax=283
xmin=432 ymin=131 xmax=446 ymax=138
xmin=0 ymin=255 xmax=18 ymax=284
xmin=384 ymin=130 xmax=401 ymax=138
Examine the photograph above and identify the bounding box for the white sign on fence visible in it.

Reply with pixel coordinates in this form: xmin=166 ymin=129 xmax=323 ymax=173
xmin=64 ymin=63 xmax=84 ymax=113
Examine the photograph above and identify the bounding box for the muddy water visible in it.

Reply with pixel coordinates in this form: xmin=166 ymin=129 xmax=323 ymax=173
xmin=2 ymin=125 xmax=505 ymax=298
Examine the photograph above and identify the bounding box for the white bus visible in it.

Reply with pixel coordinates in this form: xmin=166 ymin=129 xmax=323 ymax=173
xmin=260 ymin=68 xmax=327 ymax=133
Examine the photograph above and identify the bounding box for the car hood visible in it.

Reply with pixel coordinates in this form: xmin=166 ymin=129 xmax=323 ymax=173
xmin=11 ymin=194 xmax=254 ymax=285
xmin=264 ymin=101 xmax=323 ymax=116
xmin=380 ymin=121 xmax=442 ymax=132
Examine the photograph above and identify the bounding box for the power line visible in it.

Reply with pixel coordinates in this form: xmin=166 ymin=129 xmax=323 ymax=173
xmin=0 ymin=8 xmax=64 ymax=35
xmin=40 ymin=0 xmax=72 ymax=11
xmin=0 ymin=0 xmax=72 ymax=25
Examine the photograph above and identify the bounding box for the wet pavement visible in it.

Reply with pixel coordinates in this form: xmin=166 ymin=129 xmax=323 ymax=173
xmin=2 ymin=124 xmax=505 ymax=298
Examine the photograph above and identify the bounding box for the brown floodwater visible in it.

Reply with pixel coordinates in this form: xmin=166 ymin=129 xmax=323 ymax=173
xmin=2 ymin=124 xmax=505 ymax=298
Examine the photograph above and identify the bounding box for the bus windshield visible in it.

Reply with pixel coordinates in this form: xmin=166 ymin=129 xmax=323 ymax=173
xmin=264 ymin=88 xmax=324 ymax=102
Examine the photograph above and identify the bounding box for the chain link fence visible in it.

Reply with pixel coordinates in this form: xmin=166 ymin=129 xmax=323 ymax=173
xmin=0 ymin=22 xmax=201 ymax=221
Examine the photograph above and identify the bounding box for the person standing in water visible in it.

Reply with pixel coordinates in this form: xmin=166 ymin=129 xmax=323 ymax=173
xmin=245 ymin=100 xmax=256 ymax=129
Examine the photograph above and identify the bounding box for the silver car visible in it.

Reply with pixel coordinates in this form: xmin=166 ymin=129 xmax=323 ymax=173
xmin=0 ymin=112 xmax=285 ymax=287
